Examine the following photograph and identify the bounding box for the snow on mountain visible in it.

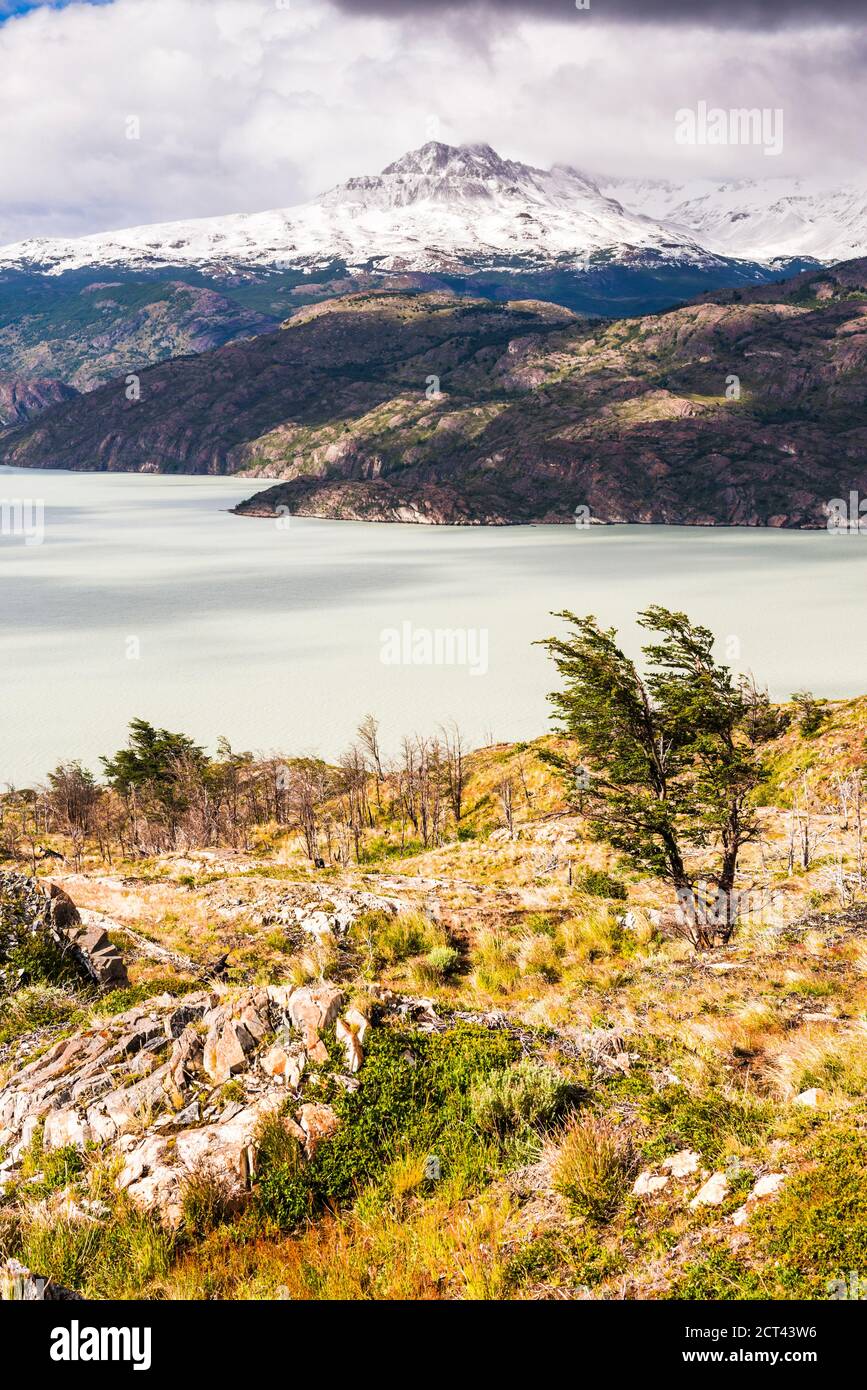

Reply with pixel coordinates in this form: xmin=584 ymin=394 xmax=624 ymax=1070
xmin=0 ymin=142 xmax=730 ymax=278
xmin=2 ymin=143 xmax=862 ymax=281
xmin=598 ymin=174 xmax=867 ymax=265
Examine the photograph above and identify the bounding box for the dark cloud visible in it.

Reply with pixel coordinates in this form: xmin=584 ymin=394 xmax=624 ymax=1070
xmin=331 ymin=0 xmax=866 ymax=28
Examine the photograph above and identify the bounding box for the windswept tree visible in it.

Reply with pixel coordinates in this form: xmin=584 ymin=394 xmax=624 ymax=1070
xmin=538 ymin=606 xmax=766 ymax=947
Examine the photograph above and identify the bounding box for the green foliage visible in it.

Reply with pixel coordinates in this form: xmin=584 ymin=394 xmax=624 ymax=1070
xmin=95 ymin=976 xmax=197 ymax=1016
xmin=21 ymin=1142 xmax=85 ymax=1198
xmin=412 ymin=945 xmax=461 ymax=986
xmin=538 ymin=606 xmax=766 ymax=946
xmin=0 ymin=926 xmax=83 ymax=997
xmin=254 ymin=1114 xmax=313 ymax=1229
xmin=749 ymin=1125 xmax=867 ymax=1296
xmin=669 ymin=1248 xmax=768 ymax=1300
xmin=0 ymin=984 xmax=83 ymax=1045
xmin=574 ymin=869 xmax=627 ymax=900
xmin=469 ymin=1058 xmax=575 ymax=1138
xmin=790 ymin=690 xmax=828 ymax=737
xmin=503 ymin=1226 xmax=626 ymax=1294
xmin=256 ymin=1024 xmax=518 ymax=1229
xmin=639 ymin=1086 xmax=772 ymax=1163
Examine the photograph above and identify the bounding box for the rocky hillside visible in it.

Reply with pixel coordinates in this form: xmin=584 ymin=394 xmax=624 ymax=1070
xmin=2 ymin=709 xmax=867 ymax=1301
xmin=0 ymin=373 xmax=76 ymax=426
xmin=2 ymin=142 xmax=822 ymax=403
xmin=3 ymin=260 xmax=866 ymax=526
xmin=0 ymin=270 xmax=288 ymax=392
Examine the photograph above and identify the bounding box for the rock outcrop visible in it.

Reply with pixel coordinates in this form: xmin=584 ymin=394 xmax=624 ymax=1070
xmin=0 ymin=982 xmax=365 ymax=1226
xmin=0 ymin=870 xmax=128 ymax=990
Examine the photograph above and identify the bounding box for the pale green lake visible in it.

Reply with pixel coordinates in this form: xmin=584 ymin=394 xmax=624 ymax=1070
xmin=2 ymin=466 xmax=866 ymax=784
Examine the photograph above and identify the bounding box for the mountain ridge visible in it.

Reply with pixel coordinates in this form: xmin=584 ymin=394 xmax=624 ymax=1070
xmin=3 ymin=259 xmax=866 ymax=528
xmin=0 ymin=141 xmax=845 ymax=280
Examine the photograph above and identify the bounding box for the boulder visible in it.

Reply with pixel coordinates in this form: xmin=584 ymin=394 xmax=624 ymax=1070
xmin=297 ymin=1102 xmax=339 ymax=1155
xmin=750 ymin=1172 xmax=786 ymax=1200
xmin=288 ymin=982 xmax=345 ymax=1064
xmin=261 ymin=1043 xmax=305 ymax=1090
xmin=43 ymin=1109 xmax=91 ymax=1151
xmin=689 ymin=1172 xmax=729 ymax=1208
xmin=660 ymin=1148 xmax=700 ymax=1178
xmin=633 ymin=1171 xmax=669 ymax=1196
xmin=63 ymin=920 xmax=128 ymax=989
xmin=202 ymin=990 xmax=270 ymax=1083
xmin=793 ymin=1087 xmax=827 ymax=1108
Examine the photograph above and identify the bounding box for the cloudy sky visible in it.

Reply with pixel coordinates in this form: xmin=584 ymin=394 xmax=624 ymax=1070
xmin=0 ymin=0 xmax=863 ymax=243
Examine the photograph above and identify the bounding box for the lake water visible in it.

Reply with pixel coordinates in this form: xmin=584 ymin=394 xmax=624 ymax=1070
xmin=2 ymin=466 xmax=867 ymax=785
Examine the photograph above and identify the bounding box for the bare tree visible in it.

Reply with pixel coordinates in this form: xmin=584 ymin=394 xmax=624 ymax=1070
xmin=496 ymin=776 xmax=515 ymax=837
xmin=440 ymin=720 xmax=466 ymax=825
xmin=285 ymin=759 xmax=330 ymax=863
xmin=45 ymin=761 xmax=99 ymax=870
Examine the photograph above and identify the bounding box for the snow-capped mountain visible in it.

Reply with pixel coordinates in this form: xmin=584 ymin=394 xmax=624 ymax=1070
xmin=599 ymin=174 xmax=867 ymax=266
xmin=0 ymin=142 xmax=739 ymax=278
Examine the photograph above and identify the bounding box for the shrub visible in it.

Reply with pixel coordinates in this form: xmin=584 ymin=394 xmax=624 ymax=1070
xmin=254 ymin=1114 xmax=313 ymax=1230
xmin=255 ymin=1024 xmax=518 ymax=1230
xmin=180 ymin=1164 xmax=238 ymax=1236
xmin=0 ymin=929 xmax=83 ymax=996
xmin=639 ymin=1086 xmax=772 ymax=1164
xmin=470 ymin=1058 xmax=573 ymax=1139
xmin=750 ymin=1124 xmax=867 ymax=1296
xmin=575 ymin=870 xmax=627 ymax=901
xmin=552 ymin=1114 xmax=637 ymax=1222
xmin=0 ymin=984 xmax=82 ymax=1045
xmin=412 ymin=945 xmax=461 ymax=987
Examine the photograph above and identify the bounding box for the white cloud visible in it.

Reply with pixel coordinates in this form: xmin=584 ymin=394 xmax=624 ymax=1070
xmin=0 ymin=0 xmax=863 ymax=243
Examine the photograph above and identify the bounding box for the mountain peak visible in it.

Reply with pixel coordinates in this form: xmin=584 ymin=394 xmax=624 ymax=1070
xmin=317 ymin=140 xmax=547 ymax=211
xmin=381 ymin=141 xmax=518 ymax=178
